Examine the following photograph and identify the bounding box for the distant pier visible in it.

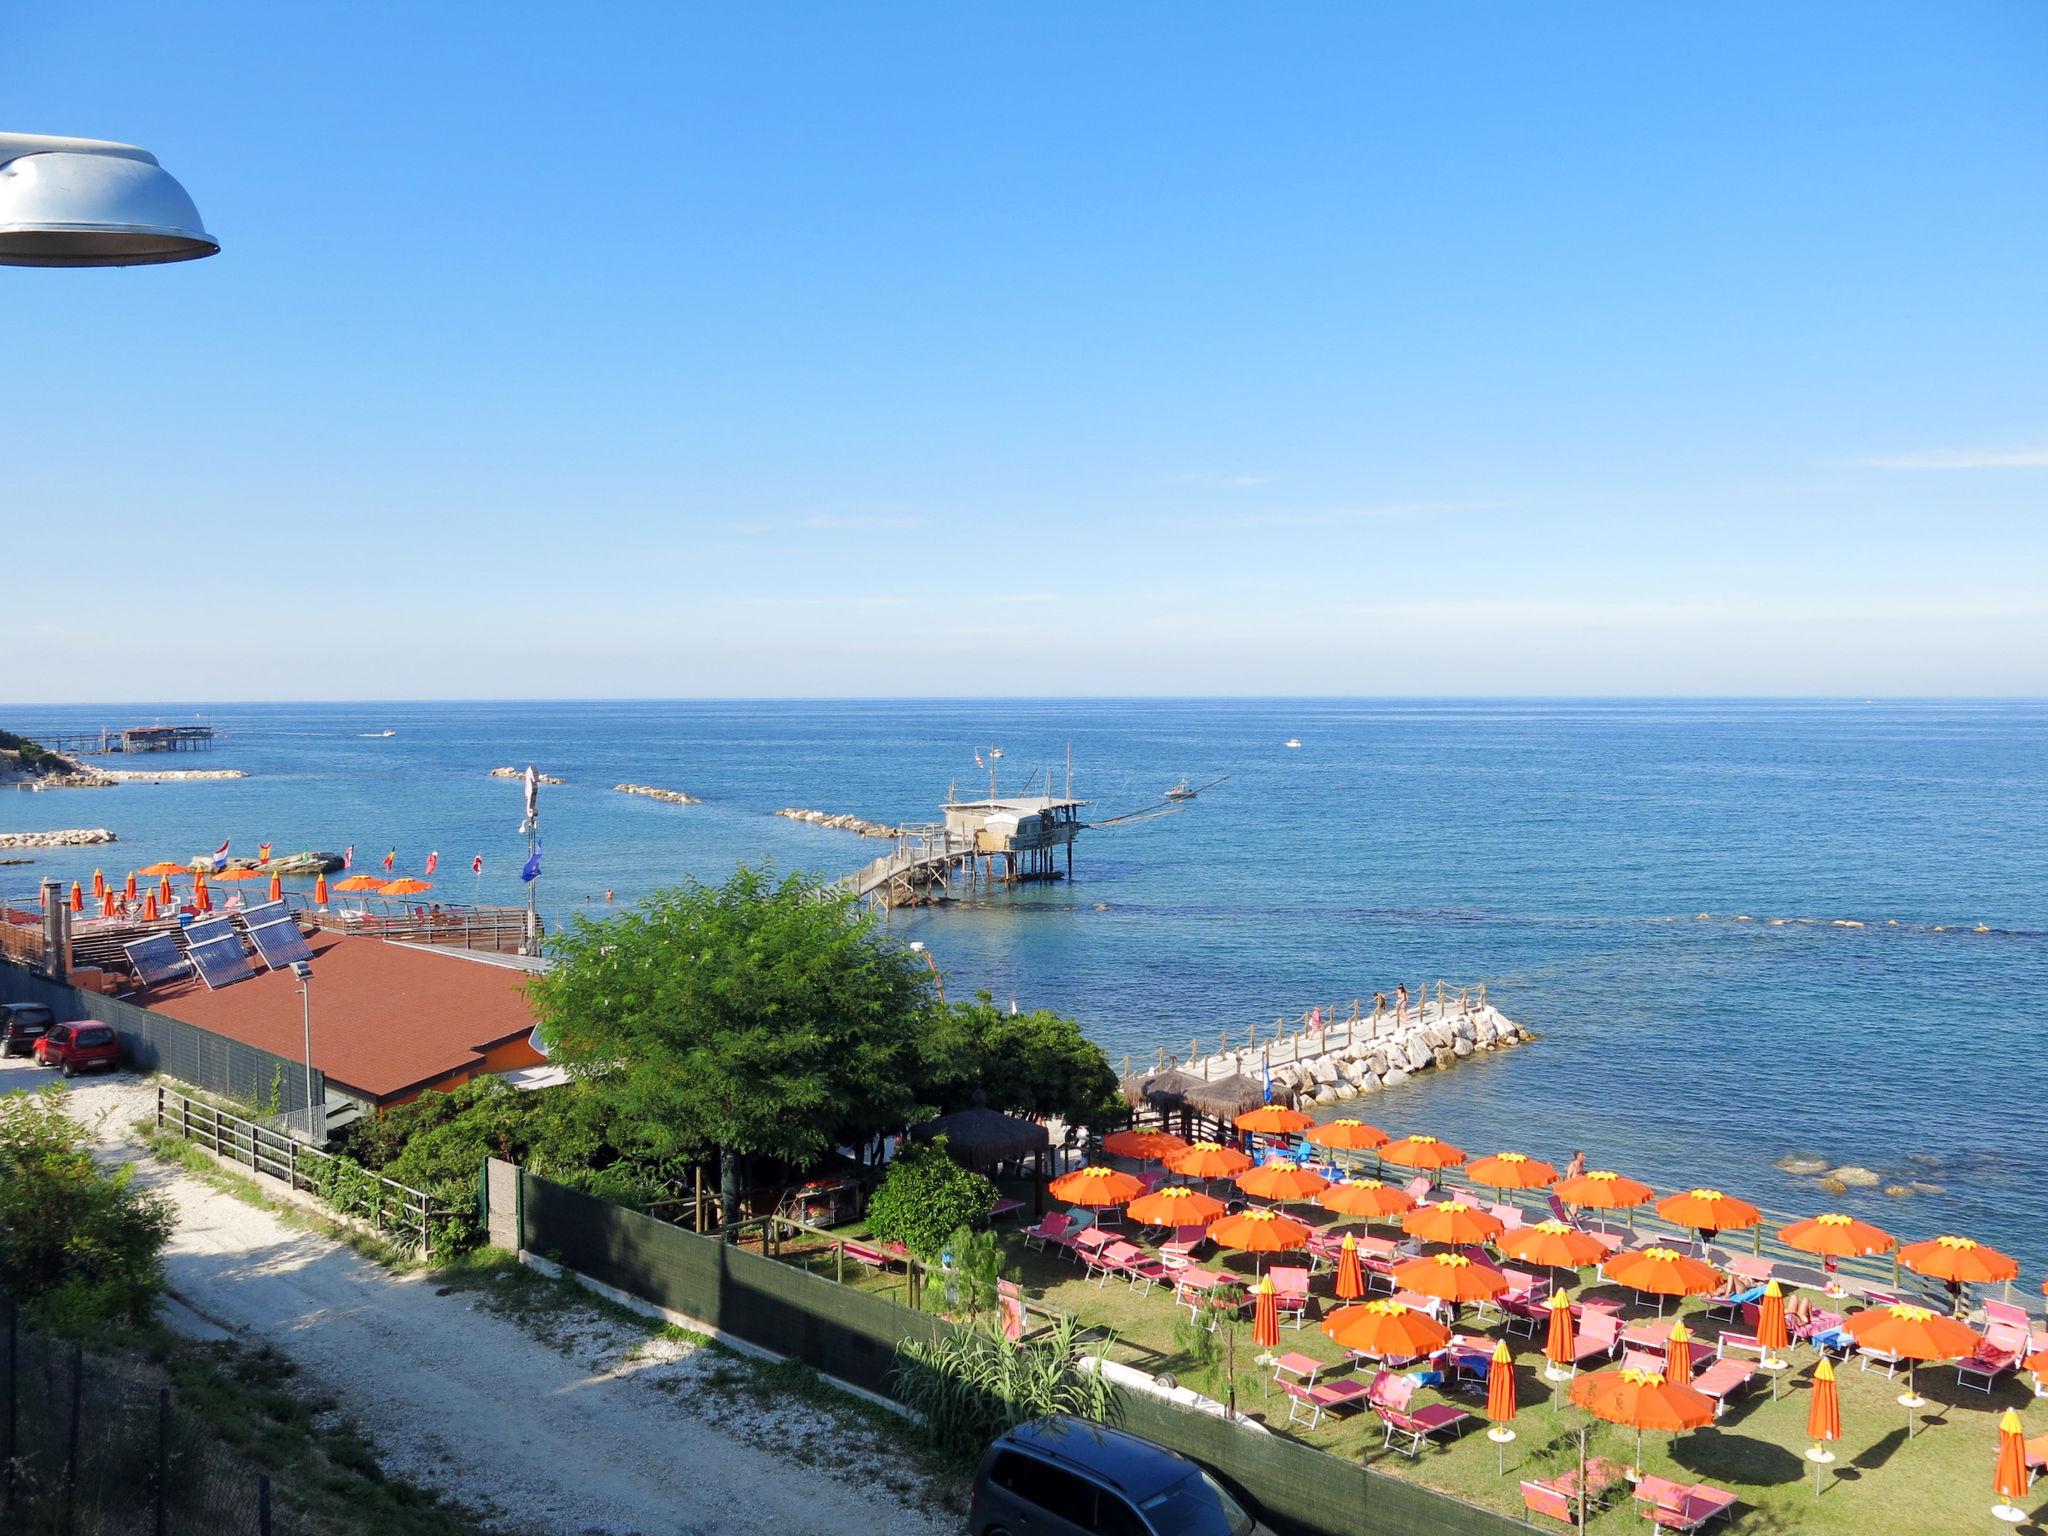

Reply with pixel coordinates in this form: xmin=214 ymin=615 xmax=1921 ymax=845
xmin=30 ymin=724 xmax=216 ymax=756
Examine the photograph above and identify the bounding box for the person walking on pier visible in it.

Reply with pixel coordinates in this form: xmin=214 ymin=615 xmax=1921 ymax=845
xmin=1395 ymin=984 xmax=1408 ymax=1025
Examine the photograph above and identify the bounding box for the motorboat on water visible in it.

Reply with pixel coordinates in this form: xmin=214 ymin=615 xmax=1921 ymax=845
xmin=360 ymin=730 xmax=397 ymax=738
xmin=1284 ymin=738 xmax=1302 ymax=749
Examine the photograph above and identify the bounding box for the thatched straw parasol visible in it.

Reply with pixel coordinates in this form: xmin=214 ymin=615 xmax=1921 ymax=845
xmin=1121 ymin=1066 xmax=1206 ymax=1110
xmin=910 ymin=1100 xmax=1049 ymax=1171
xmin=1185 ymin=1073 xmax=1268 ymax=1121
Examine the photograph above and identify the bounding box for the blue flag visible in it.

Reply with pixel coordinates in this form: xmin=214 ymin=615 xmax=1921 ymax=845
xmin=520 ymin=840 xmax=542 ymax=883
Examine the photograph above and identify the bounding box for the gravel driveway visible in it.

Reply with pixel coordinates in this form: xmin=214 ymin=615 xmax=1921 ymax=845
xmin=9 ymin=1059 xmax=958 ymax=1536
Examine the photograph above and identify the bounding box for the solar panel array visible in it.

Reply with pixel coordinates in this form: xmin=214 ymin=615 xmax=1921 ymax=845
xmin=122 ymin=932 xmax=191 ymax=987
xmin=186 ymin=916 xmax=255 ymax=991
xmin=243 ymin=901 xmax=314 ymax=970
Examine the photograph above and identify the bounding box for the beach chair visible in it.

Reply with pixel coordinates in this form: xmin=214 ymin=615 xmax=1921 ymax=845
xmin=1450 ymin=1187 xmax=1485 ymax=1209
xmin=1159 ymin=1225 xmax=1209 ymax=1267
xmin=1519 ymin=1480 xmax=1579 ymax=1527
xmin=1569 ymin=1309 xmax=1622 ymax=1371
xmin=1022 ymin=1211 xmax=1073 ymax=1252
xmin=1270 ymin=1265 xmax=1312 ymax=1330
xmin=1375 ymin=1397 xmax=1472 ymax=1457
xmin=1692 ymin=1355 xmax=1755 ymax=1417
xmin=1958 ymin=1302 xmax=2032 ymax=1392
xmin=1089 ymin=1239 xmax=1145 ymax=1287
xmin=1488 ymin=1202 xmax=1525 ymax=1231
xmin=1115 ymin=1243 xmax=1172 ymax=1296
xmin=1283 ymin=1378 xmax=1372 ymax=1429
xmin=1273 ymin=1351 xmax=1325 ymax=1389
xmin=1403 ymin=1175 xmax=1434 ymax=1203
xmin=1619 ymin=1347 xmax=1665 ymax=1374
xmin=840 ymin=1240 xmax=901 ymax=1273
xmin=1635 ymin=1475 xmax=1739 ymax=1531
xmin=1070 ymin=1227 xmax=1115 ymax=1274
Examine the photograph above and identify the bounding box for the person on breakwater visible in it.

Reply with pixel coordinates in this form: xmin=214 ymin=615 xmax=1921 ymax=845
xmin=1373 ymin=991 xmax=1387 ymax=1020
xmin=1395 ymin=983 xmax=1408 ymax=1024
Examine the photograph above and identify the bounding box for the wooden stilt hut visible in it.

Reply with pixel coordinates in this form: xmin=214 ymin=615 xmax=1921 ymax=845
xmin=911 ymin=1095 xmax=1052 ymax=1216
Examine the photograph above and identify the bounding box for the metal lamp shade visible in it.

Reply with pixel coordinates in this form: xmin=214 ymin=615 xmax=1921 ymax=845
xmin=0 ymin=138 xmax=217 ymax=267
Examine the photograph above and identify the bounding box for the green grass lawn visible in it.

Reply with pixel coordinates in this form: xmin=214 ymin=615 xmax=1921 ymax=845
xmin=780 ymin=1222 xmax=2042 ymax=1534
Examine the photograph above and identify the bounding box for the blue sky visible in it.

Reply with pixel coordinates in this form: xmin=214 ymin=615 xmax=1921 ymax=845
xmin=5 ymin=3 xmax=2044 ymax=699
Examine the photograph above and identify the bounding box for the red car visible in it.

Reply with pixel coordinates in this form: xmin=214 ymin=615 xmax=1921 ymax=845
xmin=33 ymin=1020 xmax=120 ymax=1077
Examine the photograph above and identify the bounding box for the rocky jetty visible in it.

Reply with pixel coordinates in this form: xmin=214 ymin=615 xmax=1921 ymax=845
xmin=776 ymin=808 xmax=904 ymax=839
xmin=95 ymin=768 xmax=247 ymax=782
xmin=0 ymin=828 xmax=118 ymax=850
xmin=490 ymin=767 xmax=564 ymax=783
xmin=1154 ymin=997 xmax=1533 ymax=1106
xmin=616 ymin=783 xmax=700 ymax=806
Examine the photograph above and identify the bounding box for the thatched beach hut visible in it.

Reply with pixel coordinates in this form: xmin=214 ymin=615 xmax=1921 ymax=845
xmin=911 ymin=1097 xmax=1052 ymax=1214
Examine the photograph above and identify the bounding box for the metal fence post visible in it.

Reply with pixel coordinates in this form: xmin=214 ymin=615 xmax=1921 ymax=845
xmin=154 ymin=1386 xmax=169 ymax=1536
xmin=4 ymin=1302 xmax=15 ymax=1519
xmin=258 ymin=1474 xmax=272 ymax=1536
xmin=63 ymin=1343 xmax=82 ymax=1536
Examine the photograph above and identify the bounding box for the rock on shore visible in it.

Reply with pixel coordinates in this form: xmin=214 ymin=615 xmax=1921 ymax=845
xmin=616 ymin=783 xmax=700 ymax=805
xmin=490 ymin=767 xmax=564 ymax=783
xmin=775 ymin=808 xmax=904 ymax=839
xmin=1171 ymin=1000 xmax=1533 ymax=1105
xmin=94 ymin=768 xmax=247 ymax=782
xmin=0 ymin=828 xmax=118 ymax=850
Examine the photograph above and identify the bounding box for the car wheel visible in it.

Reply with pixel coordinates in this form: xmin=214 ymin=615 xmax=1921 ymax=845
xmin=61 ymin=1060 xmax=75 ymax=1078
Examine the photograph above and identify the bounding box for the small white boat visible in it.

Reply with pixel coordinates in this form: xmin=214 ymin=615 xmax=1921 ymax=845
xmin=359 ymin=730 xmax=397 ymax=738
xmin=987 ymin=745 xmax=1004 ymax=759
xmin=1284 ymin=738 xmax=1302 ymax=749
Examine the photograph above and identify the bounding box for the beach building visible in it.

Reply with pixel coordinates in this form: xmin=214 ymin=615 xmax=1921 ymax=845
xmin=941 ymin=793 xmax=1087 ymax=884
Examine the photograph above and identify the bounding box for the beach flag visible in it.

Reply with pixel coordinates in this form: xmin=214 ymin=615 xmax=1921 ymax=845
xmin=521 ymin=840 xmax=542 ymax=883
xmin=343 ymin=844 xmax=353 ymax=870
xmin=522 ymin=765 xmax=539 ymax=830
xmin=210 ymin=838 xmax=231 ymax=872
xmin=258 ymin=842 xmax=272 ymax=862
xmin=425 ymin=851 xmax=439 ymax=875
xmin=973 ymin=750 xmax=983 ymax=767
xmin=472 ymin=854 xmax=484 ymax=875
xmin=382 ymin=849 xmax=396 ymax=871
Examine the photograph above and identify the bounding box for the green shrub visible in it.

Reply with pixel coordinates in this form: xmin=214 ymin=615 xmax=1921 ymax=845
xmin=893 ymin=1314 xmax=1114 ymax=1461
xmin=864 ymin=1138 xmax=998 ymax=1259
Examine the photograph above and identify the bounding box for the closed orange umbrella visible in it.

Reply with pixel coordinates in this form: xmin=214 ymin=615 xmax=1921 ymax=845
xmin=1900 ymin=1235 xmax=2020 ymax=1286
xmin=1841 ymin=1303 xmax=1981 ymax=1423
xmin=1602 ymin=1247 xmax=1721 ymax=1306
xmin=1126 ymin=1185 xmax=1224 ymax=1227
xmin=1655 ymin=1188 xmax=1761 ymax=1235
xmin=1307 ymin=1118 xmax=1388 ymax=1151
xmin=69 ymin=881 xmax=83 ymax=912
xmin=1317 ymin=1178 xmax=1414 ymax=1222
xmin=379 ymin=877 xmax=433 ymax=896
xmin=1236 ymin=1161 xmax=1330 ymax=1202
xmin=1570 ymin=1366 xmax=1714 ymax=1473
xmin=1323 ymin=1298 xmax=1448 ymax=1358
xmin=1486 ymin=1339 xmax=1519 ymax=1473
xmin=1208 ymin=1208 xmax=1311 ymax=1261
xmin=1499 ymin=1220 xmax=1607 ymax=1272
xmin=1807 ymin=1357 xmax=1841 ymax=1497
xmin=158 ymin=874 xmax=174 ymax=904
xmin=1555 ymin=1170 xmax=1653 ymax=1211
xmin=1544 ymin=1291 xmax=1576 ymax=1379
xmin=1048 ymin=1166 xmax=1144 ymax=1207
xmin=1393 ymin=1252 xmax=1509 ymax=1304
xmin=314 ymin=873 xmax=329 ymax=905
xmin=98 ymin=891 xmax=115 ymax=918
xmin=1402 ymin=1200 xmax=1504 ymax=1246
xmin=142 ymin=893 xmax=159 ymax=921
xmin=1336 ymin=1232 xmax=1366 ymax=1300
xmin=1251 ymin=1275 xmax=1280 ymax=1349
xmin=1995 ymin=1408 xmax=2030 ymax=1520
xmin=1666 ymin=1320 xmax=1694 ymax=1382
xmin=1101 ymin=1129 xmax=1189 ymax=1162
xmin=1235 ymin=1104 xmax=1313 ymax=1135
xmin=267 ymin=872 xmax=283 ymax=901
xmin=193 ymin=881 xmax=211 ymax=913
xmin=1780 ymin=1212 xmax=1896 ymax=1259
xmin=1468 ymin=1151 xmax=1558 ymax=1190
xmin=91 ymin=869 xmax=105 ymax=900
xmin=1758 ymin=1280 xmax=1790 ymax=1360
xmin=123 ymin=871 xmax=137 ymax=901
xmin=1167 ymin=1142 xmax=1253 ymax=1180
xmin=1381 ymin=1134 xmax=1466 ymax=1171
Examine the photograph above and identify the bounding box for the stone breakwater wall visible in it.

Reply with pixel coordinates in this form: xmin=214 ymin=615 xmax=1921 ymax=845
xmin=616 ymin=783 xmax=700 ymax=805
xmin=490 ymin=767 xmax=564 ymax=783
xmin=1172 ymin=999 xmax=1533 ymax=1106
xmin=94 ymin=768 xmax=247 ymax=782
xmin=0 ymin=828 xmax=118 ymax=850
xmin=775 ymin=808 xmax=904 ymax=839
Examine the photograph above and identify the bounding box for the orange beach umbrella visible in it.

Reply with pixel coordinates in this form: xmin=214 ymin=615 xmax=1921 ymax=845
xmin=99 ymin=891 xmax=116 ymax=918
xmin=1486 ymin=1341 xmax=1519 ymax=1472
xmin=1665 ymin=1321 xmax=1694 ymax=1382
xmin=1323 ymin=1298 xmax=1449 ymax=1359
xmin=333 ymin=874 xmax=386 ymax=893
xmin=123 ymin=871 xmax=137 ymax=901
xmin=1603 ymin=1247 xmax=1720 ymax=1301
xmin=1841 ymin=1303 xmax=1980 ymax=1414
xmin=1655 ymin=1188 xmax=1761 ymax=1234
xmin=193 ymin=880 xmax=211 ymax=913
xmin=1995 ymin=1409 xmax=2030 ymax=1518
xmin=157 ymin=874 xmax=174 ymax=904
xmin=380 ymin=877 xmax=433 ymax=896
xmin=1468 ymin=1151 xmax=1558 ymax=1190
xmin=1317 ymin=1178 xmax=1414 ymax=1222
xmin=1807 ymin=1357 xmax=1842 ymax=1496
xmin=1499 ymin=1220 xmax=1608 ymax=1272
xmin=1780 ymin=1212 xmax=1896 ymax=1260
xmin=1236 ymin=1161 xmax=1330 ymax=1202
xmin=1571 ymin=1366 xmax=1714 ymax=1472
xmin=1208 ymin=1208 xmax=1311 ymax=1257
xmin=1125 ymin=1185 xmax=1224 ymax=1227
xmin=1307 ymin=1118 xmax=1388 ymax=1151
xmin=68 ymin=881 xmax=82 ymax=912
xmin=1900 ymin=1235 xmax=2020 ymax=1287
xmin=313 ymin=873 xmax=329 ymax=905
xmin=91 ymin=869 xmax=105 ymax=899
xmin=1555 ymin=1170 xmax=1654 ymax=1210
xmin=212 ymin=866 xmax=265 ymax=882
xmin=142 ymin=893 xmax=159 ymax=921
xmin=1544 ymin=1292 xmax=1576 ymax=1377
xmin=1335 ymin=1232 xmax=1366 ymax=1300
xmin=1402 ymin=1200 xmax=1504 ymax=1246
xmin=1251 ymin=1275 xmax=1280 ymax=1349
xmin=267 ymin=872 xmax=283 ymax=901
xmin=1235 ymin=1103 xmax=1314 ymax=1135
xmin=139 ymin=861 xmax=188 ymax=877
xmin=1048 ymin=1166 xmax=1144 ymax=1207
xmin=1758 ymin=1280 xmax=1790 ymax=1358
xmin=1167 ymin=1141 xmax=1252 ymax=1180
xmin=1393 ymin=1252 xmax=1508 ymax=1304
xmin=1380 ymin=1134 xmax=1466 ymax=1171
xmin=1101 ymin=1129 xmax=1189 ymax=1162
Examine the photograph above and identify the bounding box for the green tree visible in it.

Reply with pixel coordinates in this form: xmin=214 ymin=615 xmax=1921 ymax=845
xmin=864 ymin=1139 xmax=998 ymax=1259
xmin=916 ymin=992 xmax=1123 ymax=1127
xmin=528 ymin=864 xmax=931 ymax=1230
xmin=0 ymin=1087 xmax=174 ymax=1324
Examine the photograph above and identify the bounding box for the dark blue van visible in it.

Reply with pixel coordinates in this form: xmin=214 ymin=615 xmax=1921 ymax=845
xmin=968 ymin=1417 xmax=1274 ymax=1536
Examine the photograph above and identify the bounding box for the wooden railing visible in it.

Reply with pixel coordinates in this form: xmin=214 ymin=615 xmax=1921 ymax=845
xmin=293 ymin=896 xmax=533 ymax=954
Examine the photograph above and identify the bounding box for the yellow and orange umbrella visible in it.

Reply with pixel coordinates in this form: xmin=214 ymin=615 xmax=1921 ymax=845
xmin=1323 ymin=1298 xmax=1448 ymax=1359
xmin=1544 ymin=1292 xmax=1576 ymax=1379
xmin=142 ymin=893 xmax=159 ymax=921
xmin=1655 ymin=1188 xmax=1761 ymax=1235
xmin=1235 ymin=1103 xmax=1314 ymax=1136
xmin=139 ymin=861 xmax=188 ymax=877
xmin=313 ymin=873 xmax=329 ymax=905
xmin=1208 ymin=1208 xmax=1311 ymax=1258
xmin=1100 ymin=1129 xmax=1189 ymax=1162
xmin=1335 ymin=1232 xmax=1366 ymax=1300
xmin=193 ymin=880 xmax=211 ymax=913
xmin=1555 ymin=1170 xmax=1653 ymax=1211
xmin=1236 ymin=1161 xmax=1330 ymax=1203
xmin=1570 ymin=1366 xmax=1714 ymax=1472
xmin=1486 ymin=1340 xmax=1519 ymax=1473
xmin=1467 ymin=1151 xmax=1558 ymax=1190
xmin=1665 ymin=1321 xmax=1694 ymax=1382
xmin=1995 ymin=1409 xmax=2030 ymax=1521
xmin=91 ymin=869 xmax=106 ymax=900
xmin=122 ymin=871 xmax=138 ymax=902
xmin=1899 ymin=1235 xmax=2020 ymax=1287
xmin=1125 ymin=1185 xmax=1224 ymax=1228
xmin=1307 ymin=1118 xmax=1388 ymax=1152
xmin=1380 ymin=1134 xmax=1467 ymax=1172
xmin=1393 ymin=1252 xmax=1508 ymax=1305
xmin=1602 ymin=1247 xmax=1721 ymax=1303
xmin=1780 ymin=1212 xmax=1896 ymax=1260
xmin=1048 ymin=1166 xmax=1144 ymax=1207
xmin=1401 ymin=1200 xmax=1504 ymax=1247
xmin=68 ymin=881 xmax=83 ymax=912
xmin=1167 ymin=1141 xmax=1253 ymax=1180
xmin=1841 ymin=1303 xmax=1981 ymax=1419
xmin=1807 ymin=1358 xmax=1841 ymax=1497
xmin=1758 ymin=1280 xmax=1791 ymax=1360
xmin=157 ymin=874 xmax=174 ymax=905
xmin=98 ymin=891 xmax=116 ymax=918
xmin=333 ymin=873 xmax=386 ymax=893
xmin=380 ymin=877 xmax=434 ymax=897
xmin=213 ymin=866 xmax=265 ymax=883
xmin=1317 ymin=1178 xmax=1414 ymax=1222
xmin=1251 ymin=1275 xmax=1280 ymax=1349
xmin=267 ymin=872 xmax=284 ymax=901
xmin=1499 ymin=1220 xmax=1607 ymax=1272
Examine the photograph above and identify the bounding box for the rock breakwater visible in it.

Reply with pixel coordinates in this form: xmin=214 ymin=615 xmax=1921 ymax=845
xmin=490 ymin=767 xmax=564 ymax=783
xmin=0 ymin=828 xmax=118 ymax=850
xmin=775 ymin=808 xmax=904 ymax=839
xmin=616 ymin=783 xmax=700 ymax=805
xmin=95 ymin=768 xmax=247 ymax=782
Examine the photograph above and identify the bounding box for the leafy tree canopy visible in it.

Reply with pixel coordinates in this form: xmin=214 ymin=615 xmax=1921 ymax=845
xmin=916 ymin=992 xmax=1124 ymax=1128
xmin=864 ymin=1138 xmax=998 ymax=1259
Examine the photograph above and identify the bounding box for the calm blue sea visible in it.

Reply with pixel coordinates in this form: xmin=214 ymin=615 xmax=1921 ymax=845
xmin=6 ymin=699 xmax=2045 ymax=1268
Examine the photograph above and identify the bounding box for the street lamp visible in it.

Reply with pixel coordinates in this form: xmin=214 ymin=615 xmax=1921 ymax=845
xmin=290 ymin=959 xmax=317 ymax=1142
xmin=907 ymin=940 xmax=946 ymax=1005
xmin=0 ymin=131 xmax=218 ymax=267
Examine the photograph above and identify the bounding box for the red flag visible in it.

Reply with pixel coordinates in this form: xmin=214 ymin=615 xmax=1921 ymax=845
xmin=471 ymin=854 xmax=484 ymax=875
xmin=383 ymin=849 xmax=396 ymax=871
xmin=343 ymin=845 xmax=353 ymax=870
xmin=425 ymin=851 xmax=439 ymax=875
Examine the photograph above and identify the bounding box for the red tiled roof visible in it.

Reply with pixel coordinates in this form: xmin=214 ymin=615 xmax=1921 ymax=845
xmin=144 ymin=932 xmax=537 ymax=1101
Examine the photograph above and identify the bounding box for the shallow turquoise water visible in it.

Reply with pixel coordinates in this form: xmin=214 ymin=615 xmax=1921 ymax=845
xmin=5 ymin=698 xmax=2044 ymax=1267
